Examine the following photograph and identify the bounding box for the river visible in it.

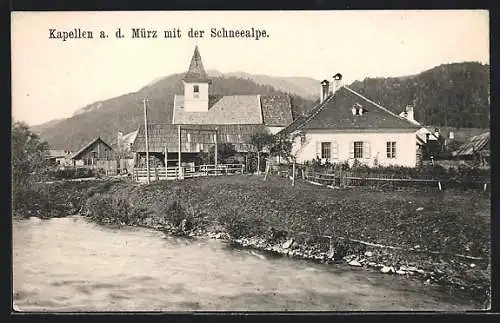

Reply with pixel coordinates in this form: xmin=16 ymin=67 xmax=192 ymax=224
xmin=12 ymin=216 xmax=481 ymax=312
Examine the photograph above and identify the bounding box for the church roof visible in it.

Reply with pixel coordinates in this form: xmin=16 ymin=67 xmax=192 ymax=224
xmin=173 ymin=94 xmax=293 ymax=126
xmin=173 ymin=94 xmax=262 ymax=124
xmin=182 ymin=46 xmax=211 ymax=83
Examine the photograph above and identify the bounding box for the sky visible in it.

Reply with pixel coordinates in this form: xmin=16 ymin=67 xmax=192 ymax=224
xmin=11 ymin=10 xmax=489 ymax=126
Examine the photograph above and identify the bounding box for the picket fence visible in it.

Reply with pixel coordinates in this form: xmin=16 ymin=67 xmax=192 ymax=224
xmin=133 ymin=164 xmax=245 ymax=183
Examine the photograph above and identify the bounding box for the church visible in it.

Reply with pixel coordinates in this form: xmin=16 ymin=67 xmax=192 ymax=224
xmin=131 ymin=46 xmax=294 ymax=167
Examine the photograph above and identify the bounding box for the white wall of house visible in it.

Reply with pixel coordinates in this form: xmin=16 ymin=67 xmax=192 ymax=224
xmin=183 ymin=81 xmax=209 ymax=112
xmin=292 ymin=129 xmax=418 ymax=167
xmin=73 ymin=160 xmax=84 ymax=167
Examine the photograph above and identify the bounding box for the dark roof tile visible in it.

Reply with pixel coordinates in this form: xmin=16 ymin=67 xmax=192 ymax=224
xmin=182 ymin=46 xmax=211 ymax=83
xmin=260 ymin=95 xmax=293 ymax=126
xmin=280 ymin=86 xmax=419 ymax=135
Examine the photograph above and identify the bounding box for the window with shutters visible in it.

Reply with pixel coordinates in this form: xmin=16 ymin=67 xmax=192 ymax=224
xmin=321 ymin=142 xmax=331 ymax=159
xmin=354 ymin=141 xmax=363 ymax=158
xmin=387 ymin=142 xmax=396 ymax=158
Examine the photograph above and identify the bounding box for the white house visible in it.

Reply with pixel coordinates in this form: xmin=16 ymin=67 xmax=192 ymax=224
xmin=280 ymin=75 xmax=421 ymax=167
xmin=398 ymin=106 xmax=438 ymax=146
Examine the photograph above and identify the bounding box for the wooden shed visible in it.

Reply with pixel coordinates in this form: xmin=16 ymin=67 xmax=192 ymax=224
xmin=68 ymin=137 xmax=117 ymax=172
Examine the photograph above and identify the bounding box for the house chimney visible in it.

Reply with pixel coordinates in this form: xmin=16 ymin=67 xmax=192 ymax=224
xmin=320 ymin=80 xmax=329 ymax=103
xmin=434 ymin=128 xmax=440 ymax=138
xmin=405 ymin=105 xmax=414 ymax=122
xmin=332 ymin=73 xmax=343 ymax=93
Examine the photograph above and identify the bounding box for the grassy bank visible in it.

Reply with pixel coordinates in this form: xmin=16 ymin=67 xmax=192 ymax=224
xmin=24 ymin=175 xmax=490 ymax=305
xmin=12 ymin=179 xmax=111 ymax=219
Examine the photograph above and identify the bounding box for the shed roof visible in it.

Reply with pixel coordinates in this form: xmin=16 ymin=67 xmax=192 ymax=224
xmin=453 ymin=131 xmax=490 ymax=156
xmin=46 ymin=150 xmax=72 ymax=158
xmin=69 ymin=137 xmax=114 ymax=160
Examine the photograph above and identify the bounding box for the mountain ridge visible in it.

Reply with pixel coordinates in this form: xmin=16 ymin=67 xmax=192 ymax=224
xmin=32 ymin=61 xmax=490 ymax=150
xmin=33 ymin=73 xmax=314 ymax=150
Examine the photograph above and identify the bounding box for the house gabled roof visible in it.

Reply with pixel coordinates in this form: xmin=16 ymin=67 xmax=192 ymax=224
xmin=69 ymin=137 xmax=113 ymax=160
xmin=280 ymin=86 xmax=419 ymax=135
xmin=399 ymin=111 xmax=421 ymax=126
xmin=182 ymin=46 xmax=211 ymax=83
xmin=132 ymin=123 xmax=267 ymax=153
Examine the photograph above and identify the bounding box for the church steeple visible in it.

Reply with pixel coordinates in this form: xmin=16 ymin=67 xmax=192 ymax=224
xmin=182 ymin=46 xmax=210 ymax=112
xmin=183 ymin=45 xmax=211 ymax=83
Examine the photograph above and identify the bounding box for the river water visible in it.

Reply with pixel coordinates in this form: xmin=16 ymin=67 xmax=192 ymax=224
xmin=12 ymin=216 xmax=481 ymax=312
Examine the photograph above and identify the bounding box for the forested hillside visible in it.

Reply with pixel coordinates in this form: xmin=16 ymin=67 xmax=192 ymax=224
xmin=349 ymin=62 xmax=490 ymax=128
xmin=36 ymin=74 xmax=314 ymax=150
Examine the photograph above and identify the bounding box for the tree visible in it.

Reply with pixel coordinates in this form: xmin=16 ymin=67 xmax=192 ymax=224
xmin=12 ymin=122 xmax=51 ymax=217
xmin=249 ymin=131 xmax=275 ymax=174
xmin=12 ymin=122 xmax=50 ymax=192
xmin=270 ymin=135 xmax=293 ymax=164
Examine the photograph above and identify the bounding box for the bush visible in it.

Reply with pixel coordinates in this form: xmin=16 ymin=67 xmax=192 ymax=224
xmin=47 ymin=167 xmax=96 ymax=180
xmin=156 ymin=200 xmax=208 ymax=233
xmin=218 ymin=212 xmax=267 ymax=239
xmin=160 ymin=200 xmax=188 ymax=227
xmin=84 ymin=194 xmax=133 ymax=225
xmin=86 ymin=181 xmax=114 ymax=197
xmin=245 ymin=152 xmax=258 ymax=173
xmin=12 ymin=187 xmax=51 ymax=218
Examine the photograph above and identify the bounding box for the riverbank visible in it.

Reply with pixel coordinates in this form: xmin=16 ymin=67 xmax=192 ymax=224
xmin=17 ymin=175 xmax=491 ymax=307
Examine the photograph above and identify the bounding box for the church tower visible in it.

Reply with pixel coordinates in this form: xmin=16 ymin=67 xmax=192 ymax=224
xmin=183 ymin=46 xmax=210 ymax=112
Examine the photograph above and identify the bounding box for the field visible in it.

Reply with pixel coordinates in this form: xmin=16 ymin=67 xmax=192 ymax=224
xmin=30 ymin=174 xmax=491 ymax=304
xmin=147 ymin=176 xmax=487 ymax=254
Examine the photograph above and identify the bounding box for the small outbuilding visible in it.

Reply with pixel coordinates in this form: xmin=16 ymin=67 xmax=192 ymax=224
xmin=46 ymin=149 xmax=73 ymax=166
xmin=68 ymin=137 xmax=117 ymax=171
xmin=453 ymin=131 xmax=490 ymax=165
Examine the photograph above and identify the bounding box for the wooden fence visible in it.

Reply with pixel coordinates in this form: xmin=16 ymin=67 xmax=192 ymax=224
xmin=304 ymin=169 xmax=440 ymax=190
xmin=301 ymin=167 xmax=489 ymax=191
xmin=93 ymin=160 xmax=118 ymax=175
xmin=133 ymin=164 xmax=245 ymax=183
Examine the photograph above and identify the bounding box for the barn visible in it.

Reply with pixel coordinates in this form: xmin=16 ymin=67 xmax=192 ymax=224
xmin=68 ymin=137 xmax=117 ymax=173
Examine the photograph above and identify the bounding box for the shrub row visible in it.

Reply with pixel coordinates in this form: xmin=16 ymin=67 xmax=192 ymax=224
xmin=83 ymin=193 xmax=141 ymax=225
xmin=46 ymin=167 xmax=97 ymax=180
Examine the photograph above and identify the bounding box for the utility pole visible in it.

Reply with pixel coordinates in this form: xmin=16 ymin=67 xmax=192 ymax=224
xmin=143 ymin=98 xmax=150 ymax=184
xmin=178 ymin=125 xmax=181 ymax=180
xmin=214 ymin=128 xmax=218 ymax=176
